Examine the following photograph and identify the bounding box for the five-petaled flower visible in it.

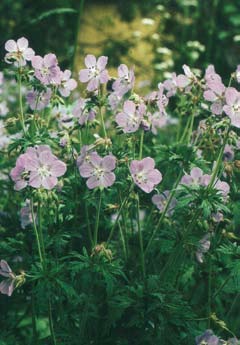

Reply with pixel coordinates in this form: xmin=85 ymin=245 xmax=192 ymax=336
xmin=31 ymin=53 xmax=61 ymax=85
xmin=112 ymin=64 xmax=135 ymax=97
xmin=223 ymin=87 xmax=240 ymax=128
xmin=59 ymin=70 xmax=77 ymax=97
xmin=130 ymin=157 xmax=162 ymax=193
xmin=79 ymin=54 xmax=109 ymax=91
xmin=152 ymin=190 xmax=177 ymax=216
xmin=10 ymin=145 xmax=67 ymax=190
xmin=78 ymin=152 xmax=116 ymax=189
xmin=116 ymin=100 xmax=146 ymax=133
xmin=26 ymin=88 xmax=52 ymax=110
xmin=5 ymin=37 xmax=35 ymax=67
xmin=72 ymin=98 xmax=96 ymax=126
xmin=0 ymin=260 xmax=16 ymax=296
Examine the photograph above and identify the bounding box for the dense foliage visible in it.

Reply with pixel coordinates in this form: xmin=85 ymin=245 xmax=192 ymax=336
xmin=0 ymin=34 xmax=240 ymax=345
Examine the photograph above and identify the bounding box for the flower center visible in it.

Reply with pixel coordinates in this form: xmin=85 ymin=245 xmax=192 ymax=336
xmin=38 ymin=165 xmax=50 ymax=177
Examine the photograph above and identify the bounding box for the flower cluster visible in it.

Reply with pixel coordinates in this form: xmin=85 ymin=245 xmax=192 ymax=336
xmin=10 ymin=145 xmax=66 ymax=190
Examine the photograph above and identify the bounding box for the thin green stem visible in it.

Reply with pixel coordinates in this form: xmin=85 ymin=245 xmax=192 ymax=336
xmin=207 ymin=124 xmax=230 ymax=190
xmin=85 ymin=203 xmax=93 ymax=247
xmin=118 ymin=221 xmax=127 ymax=261
xmin=145 ymin=170 xmax=183 ymax=255
xmin=94 ymin=191 xmax=102 ymax=246
xmin=136 ymin=195 xmax=146 ymax=279
xmin=100 ymin=106 xmax=107 ymax=139
xmin=187 ymin=111 xmax=195 ymax=144
xmin=18 ymin=71 xmax=26 ymax=134
xmin=107 ymin=185 xmax=133 ymax=243
xmin=139 ymin=130 xmax=144 ymax=159
xmin=208 ymin=255 xmax=212 ymax=327
xmin=30 ymin=198 xmax=43 ymax=265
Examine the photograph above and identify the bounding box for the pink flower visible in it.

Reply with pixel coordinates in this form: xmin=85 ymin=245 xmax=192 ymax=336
xmin=181 ymin=167 xmax=204 ymax=186
xmin=24 ymin=146 xmax=67 ymax=190
xmin=148 ymin=111 xmax=167 ymax=135
xmin=11 ymin=145 xmax=67 ymax=190
xmin=130 ymin=157 xmax=162 ymax=193
xmin=79 ymin=54 xmax=109 ymax=91
xmin=112 ymin=64 xmax=135 ymax=96
xmin=236 ymin=65 xmax=240 ymax=83
xmin=116 ymin=100 xmax=146 ymax=133
xmin=181 ymin=167 xmax=230 ymax=198
xmin=79 ymin=152 xmax=116 ymax=189
xmin=76 ymin=145 xmax=94 ymax=168
xmin=223 ymin=87 xmax=240 ymax=128
xmin=31 ymin=54 xmax=61 ymax=85
xmin=4 ymin=37 xmax=35 ymax=66
xmin=72 ymin=98 xmax=96 ymax=126
xmin=152 ymin=190 xmax=177 ymax=216
xmin=0 ymin=260 xmax=16 ymax=297
xmin=26 ymin=88 xmax=52 ymax=110
xmin=163 ymin=71 xmax=190 ymax=97
xmin=59 ymin=70 xmax=77 ymax=97
xmin=203 ymin=65 xmax=226 ymax=115
xmin=196 ymin=234 xmax=211 ymax=264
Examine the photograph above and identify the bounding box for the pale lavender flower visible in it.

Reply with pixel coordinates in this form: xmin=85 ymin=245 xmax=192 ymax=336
xmin=108 ymin=92 xmax=122 ymax=111
xmin=112 ymin=64 xmax=135 ymax=96
xmin=4 ymin=37 xmax=35 ymax=66
xmin=148 ymin=112 xmax=167 ymax=135
xmin=181 ymin=167 xmax=204 ymax=186
xmin=163 ymin=71 xmax=191 ymax=97
xmin=215 ymin=180 xmax=230 ymax=198
xmin=24 ymin=145 xmax=67 ymax=190
xmin=32 ymin=53 xmax=61 ymax=85
xmin=26 ymin=88 xmax=52 ymax=110
xmin=11 ymin=146 xmax=66 ymax=190
xmin=55 ymin=105 xmax=74 ymax=129
xmin=223 ymin=144 xmax=234 ymax=161
xmin=79 ymin=54 xmax=109 ymax=91
xmin=205 ymin=65 xmax=221 ymax=83
xmin=0 ymin=260 xmax=16 ymax=297
xmin=223 ymin=87 xmax=240 ymax=128
xmin=0 ymin=72 xmax=4 ymax=86
xmin=204 ymin=66 xmax=225 ymax=115
xmin=236 ymin=65 xmax=240 ymax=83
xmin=195 ymin=329 xmax=220 ymax=345
xmin=196 ymin=234 xmax=211 ymax=263
xmin=79 ymin=152 xmax=116 ymax=189
xmin=181 ymin=167 xmax=230 ymax=198
xmin=152 ymin=190 xmax=177 ymax=216
xmin=76 ymin=145 xmax=95 ymax=168
xmin=130 ymin=157 xmax=162 ymax=193
xmin=116 ymin=100 xmax=146 ymax=133
xmin=72 ymin=98 xmax=96 ymax=125
xmin=157 ymin=83 xmax=169 ymax=115
xmin=59 ymin=70 xmax=77 ymax=97
xmin=212 ymin=212 xmax=223 ymax=223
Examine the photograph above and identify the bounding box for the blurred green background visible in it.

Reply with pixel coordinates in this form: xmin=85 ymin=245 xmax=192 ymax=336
xmin=1 ymin=0 xmax=240 ymax=87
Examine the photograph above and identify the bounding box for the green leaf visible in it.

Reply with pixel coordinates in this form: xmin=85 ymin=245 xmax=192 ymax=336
xmin=30 ymin=8 xmax=77 ymax=24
